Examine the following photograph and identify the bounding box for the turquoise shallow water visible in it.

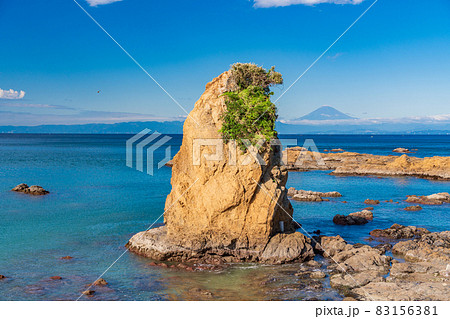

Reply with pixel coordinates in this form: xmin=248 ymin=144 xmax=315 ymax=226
xmin=0 ymin=134 xmax=448 ymax=300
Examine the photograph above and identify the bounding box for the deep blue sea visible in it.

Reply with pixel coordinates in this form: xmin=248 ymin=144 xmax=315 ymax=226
xmin=0 ymin=134 xmax=449 ymax=300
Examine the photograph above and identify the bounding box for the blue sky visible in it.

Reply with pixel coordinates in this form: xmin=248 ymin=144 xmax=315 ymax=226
xmin=1 ymin=0 xmax=450 ymax=125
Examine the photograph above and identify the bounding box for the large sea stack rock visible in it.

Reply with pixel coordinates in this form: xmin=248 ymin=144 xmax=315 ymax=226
xmin=127 ymin=70 xmax=313 ymax=264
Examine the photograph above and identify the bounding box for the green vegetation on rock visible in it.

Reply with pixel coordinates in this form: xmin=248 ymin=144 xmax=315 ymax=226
xmin=220 ymin=63 xmax=283 ymax=150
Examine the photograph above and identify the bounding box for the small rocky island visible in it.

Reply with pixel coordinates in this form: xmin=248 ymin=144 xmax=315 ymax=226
xmin=12 ymin=183 xmax=49 ymax=195
xmin=127 ymin=64 xmax=314 ymax=264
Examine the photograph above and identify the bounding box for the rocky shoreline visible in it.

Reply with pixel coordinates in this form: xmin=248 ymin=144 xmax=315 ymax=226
xmin=284 ymin=148 xmax=450 ymax=180
xmin=125 ymin=68 xmax=449 ymax=301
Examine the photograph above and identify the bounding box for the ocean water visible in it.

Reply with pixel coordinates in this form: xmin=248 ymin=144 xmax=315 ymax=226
xmin=0 ymin=134 xmax=448 ymax=301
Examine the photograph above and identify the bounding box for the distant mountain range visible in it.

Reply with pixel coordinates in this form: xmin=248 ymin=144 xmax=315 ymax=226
xmin=295 ymin=106 xmax=355 ymax=121
xmin=0 ymin=106 xmax=449 ymax=135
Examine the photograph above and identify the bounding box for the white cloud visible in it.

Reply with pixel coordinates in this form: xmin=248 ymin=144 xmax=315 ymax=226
xmin=254 ymin=0 xmax=364 ymax=8
xmin=0 ymin=88 xmax=26 ymax=100
xmin=284 ymin=114 xmax=450 ymax=126
xmin=86 ymin=0 xmax=122 ymax=7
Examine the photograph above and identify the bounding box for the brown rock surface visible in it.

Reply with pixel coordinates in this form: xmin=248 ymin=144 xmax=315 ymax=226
xmin=127 ymin=70 xmax=312 ymax=264
xmin=287 ymin=187 xmax=341 ymax=202
xmin=82 ymin=290 xmax=95 ymax=296
xmin=370 ymin=224 xmax=430 ymax=239
xmin=349 ymin=209 xmax=374 ymax=220
xmin=317 ymin=236 xmax=391 ymax=274
xmin=392 ymin=231 xmax=450 ymax=265
xmin=404 ymin=205 xmax=422 ymax=211
xmin=93 ymin=278 xmax=108 ymax=286
xmin=406 ymin=192 xmax=450 ymax=205
xmin=354 ymin=282 xmax=450 ymax=301
xmin=284 ymin=148 xmax=450 ymax=180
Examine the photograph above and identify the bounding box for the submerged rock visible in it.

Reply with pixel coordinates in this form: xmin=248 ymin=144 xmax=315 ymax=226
xmin=370 ymin=224 xmax=430 ymax=240
xmin=127 ymin=70 xmax=313 ymax=264
xmin=12 ymin=183 xmax=49 ymax=195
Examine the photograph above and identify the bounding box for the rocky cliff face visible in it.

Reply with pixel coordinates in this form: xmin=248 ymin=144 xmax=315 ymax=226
xmin=127 ymin=71 xmax=313 ymax=264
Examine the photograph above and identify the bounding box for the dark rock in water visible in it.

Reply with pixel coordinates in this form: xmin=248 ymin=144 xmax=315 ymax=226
xmin=404 ymin=205 xmax=422 ymax=211
xmin=364 ymin=199 xmax=380 ymax=205
xmin=364 ymin=207 xmax=374 ymax=211
xmin=12 ymin=183 xmax=49 ymax=196
xmin=92 ymin=278 xmax=108 ymax=286
xmin=333 ymin=214 xmax=368 ymax=225
xmin=370 ymin=224 xmax=430 ymax=239
xmin=50 ymin=276 xmax=62 ymax=280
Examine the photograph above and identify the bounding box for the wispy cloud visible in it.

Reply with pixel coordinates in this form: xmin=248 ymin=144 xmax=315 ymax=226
xmin=0 ymin=88 xmax=26 ymax=100
xmin=282 ymin=114 xmax=450 ymax=126
xmin=327 ymin=52 xmax=344 ymax=60
xmin=0 ymin=109 xmax=184 ymax=126
xmin=0 ymin=101 xmax=75 ymax=110
xmin=254 ymin=0 xmax=364 ymax=8
xmin=86 ymin=0 xmax=122 ymax=7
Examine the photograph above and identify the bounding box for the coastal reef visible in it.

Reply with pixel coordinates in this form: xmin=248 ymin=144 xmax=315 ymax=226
xmin=284 ymin=148 xmax=450 ymax=180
